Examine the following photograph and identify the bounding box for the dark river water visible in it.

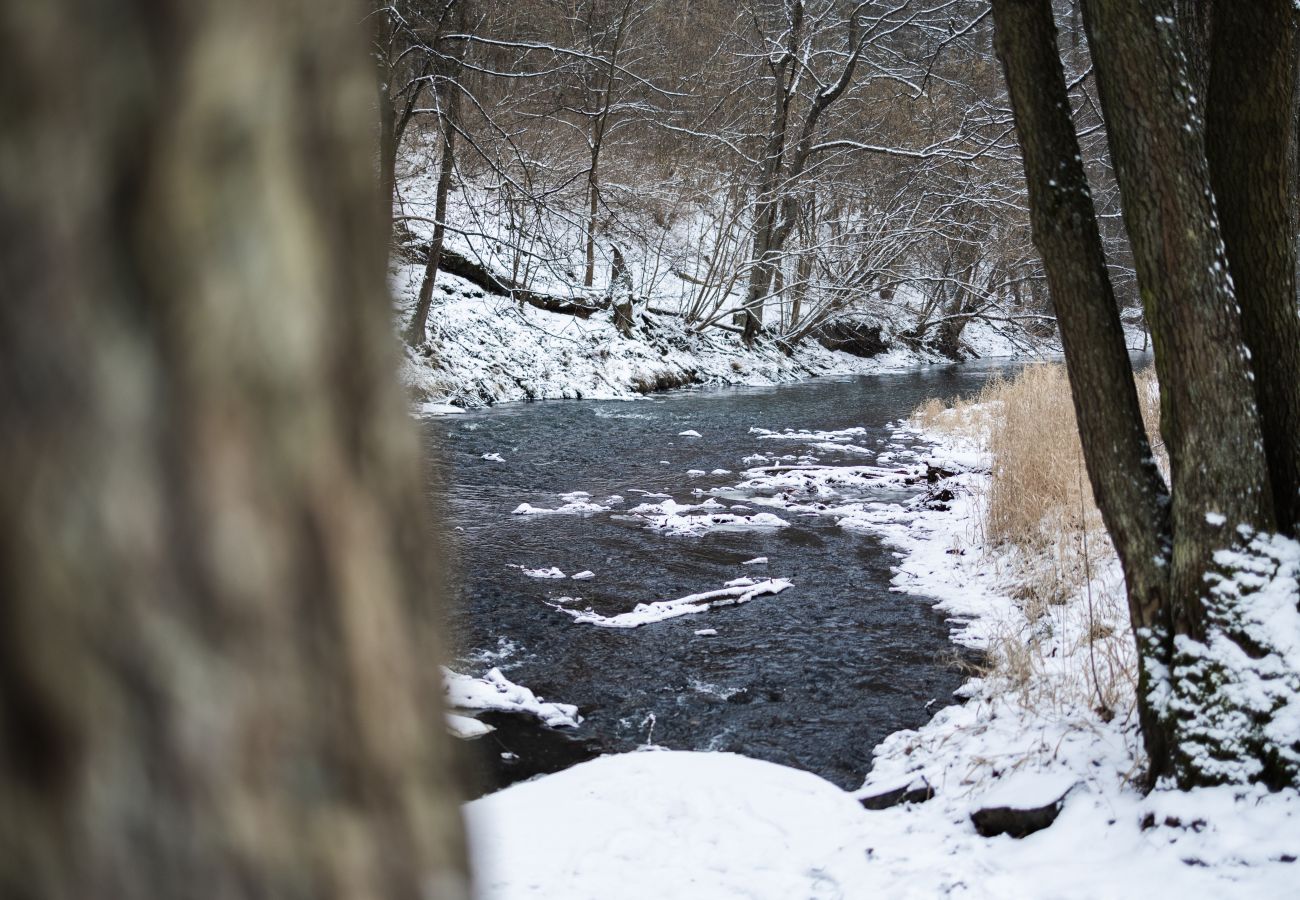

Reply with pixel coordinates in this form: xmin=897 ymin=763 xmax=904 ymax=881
xmin=426 ymin=360 xmax=1015 ymax=793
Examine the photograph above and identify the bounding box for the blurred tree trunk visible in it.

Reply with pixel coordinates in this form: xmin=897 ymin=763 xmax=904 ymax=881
xmin=0 ymin=1 xmax=470 ymax=898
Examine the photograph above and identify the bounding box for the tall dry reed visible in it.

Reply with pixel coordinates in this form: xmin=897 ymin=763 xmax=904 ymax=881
xmin=913 ymin=363 xmax=1162 ymax=721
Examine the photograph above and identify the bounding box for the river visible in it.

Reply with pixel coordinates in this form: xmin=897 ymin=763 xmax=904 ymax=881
xmin=427 ymin=360 xmax=1014 ymax=794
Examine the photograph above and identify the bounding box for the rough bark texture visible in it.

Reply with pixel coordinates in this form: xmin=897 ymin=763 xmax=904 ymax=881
xmin=990 ymin=0 xmax=1174 ymax=778
xmin=0 ymin=1 xmax=471 ymax=897
xmin=419 ymin=244 xmax=599 ymax=318
xmin=1204 ymin=0 xmax=1300 ymax=536
xmin=1081 ymin=0 xmax=1274 ymax=637
xmin=409 ymin=120 xmax=458 ymax=346
xmin=741 ymin=0 xmax=803 ymax=346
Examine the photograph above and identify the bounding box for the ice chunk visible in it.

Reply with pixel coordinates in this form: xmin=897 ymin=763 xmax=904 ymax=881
xmin=443 ymin=667 xmax=581 ymax=727
xmin=556 ymin=579 xmax=793 ymax=628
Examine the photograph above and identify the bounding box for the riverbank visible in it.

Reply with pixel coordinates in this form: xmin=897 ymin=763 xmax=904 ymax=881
xmin=395 ymin=264 xmax=1038 ymax=410
xmin=463 ymin=366 xmax=1300 ymax=899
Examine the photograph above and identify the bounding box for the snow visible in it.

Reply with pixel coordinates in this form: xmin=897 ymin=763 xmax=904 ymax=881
xmin=397 ymin=269 xmax=942 ymax=411
xmin=972 ymin=771 xmax=1079 ymax=811
xmin=442 ymin=667 xmax=582 ymax=728
xmin=446 ymin=712 xmax=495 ymax=739
xmin=512 ymin=499 xmax=610 ymax=516
xmin=518 ymin=566 xmax=566 ymax=579
xmin=554 ymin=578 xmax=793 ymax=629
xmin=1168 ymin=530 xmax=1300 ymax=784
xmin=638 ymin=509 xmax=791 ymax=536
xmin=466 ymin=751 xmax=871 ymax=900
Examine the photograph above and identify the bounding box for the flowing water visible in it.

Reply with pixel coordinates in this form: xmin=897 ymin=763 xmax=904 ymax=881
xmin=426 ymin=360 xmax=1015 ymax=794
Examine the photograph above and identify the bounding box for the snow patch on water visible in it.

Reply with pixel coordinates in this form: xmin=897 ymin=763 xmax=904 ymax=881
xmin=443 ymin=666 xmax=581 ymax=729
xmin=554 ymin=579 xmax=793 ymax=629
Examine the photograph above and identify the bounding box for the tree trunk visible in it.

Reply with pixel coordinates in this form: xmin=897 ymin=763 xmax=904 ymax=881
xmin=1204 ymin=0 xmax=1300 ymax=536
xmin=1082 ymin=0 xmax=1275 ymax=635
xmin=991 ymin=0 xmax=1175 ymax=779
xmin=993 ymin=0 xmax=1297 ymax=789
xmin=408 ymin=85 xmax=462 ymax=346
xmin=0 ymin=1 xmax=471 ymax=897
xmin=584 ymin=155 xmax=600 ymax=289
xmin=741 ymin=2 xmax=802 ymax=346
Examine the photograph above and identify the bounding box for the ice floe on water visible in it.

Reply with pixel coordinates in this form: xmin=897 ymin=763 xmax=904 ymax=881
xmin=481 ymin=452 xmax=505 ymax=462
xmin=443 ymin=666 xmax=582 ymax=729
xmin=678 ymin=429 xmax=702 ymax=437
xmin=750 ymin=425 xmax=868 ymax=442
xmin=620 ymin=497 xmax=791 ymax=534
xmin=639 ymin=510 xmax=791 ymax=536
xmin=572 ymin=570 xmax=595 ymax=580
xmin=446 ymin=712 xmax=495 ymax=739
xmin=513 ymin=565 xmax=566 ymax=579
xmin=553 ymin=578 xmax=793 ymax=628
xmin=462 ymin=637 xmax=522 ymax=669
xmin=511 ymin=499 xmax=610 ymax=516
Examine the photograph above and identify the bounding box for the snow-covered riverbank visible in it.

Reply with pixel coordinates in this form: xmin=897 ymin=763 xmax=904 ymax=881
xmin=463 ymin=405 xmax=1300 ymax=898
xmin=395 ymin=265 xmax=1033 ymax=410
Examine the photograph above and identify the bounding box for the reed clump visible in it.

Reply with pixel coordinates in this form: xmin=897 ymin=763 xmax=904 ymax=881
xmin=914 ymin=363 xmax=1163 ymax=720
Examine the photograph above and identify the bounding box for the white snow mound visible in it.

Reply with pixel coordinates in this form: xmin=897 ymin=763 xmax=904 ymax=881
xmin=466 ymin=751 xmax=868 ymax=900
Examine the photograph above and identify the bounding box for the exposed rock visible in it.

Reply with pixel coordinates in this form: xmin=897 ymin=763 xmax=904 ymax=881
xmin=926 ymin=464 xmax=958 ymax=484
xmin=815 ymin=319 xmax=889 ymax=358
xmin=859 ymin=777 xmax=935 ymax=810
xmin=969 ymin=773 xmax=1079 ymax=838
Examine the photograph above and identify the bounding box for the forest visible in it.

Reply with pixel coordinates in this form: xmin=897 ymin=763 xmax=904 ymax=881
xmin=383 ymin=0 xmax=1139 ymax=374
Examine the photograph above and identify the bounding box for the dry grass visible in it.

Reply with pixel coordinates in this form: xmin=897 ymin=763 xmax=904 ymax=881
xmin=915 ymin=363 xmax=1163 ymax=720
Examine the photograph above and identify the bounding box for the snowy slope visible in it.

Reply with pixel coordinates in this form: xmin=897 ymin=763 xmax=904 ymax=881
xmin=395 ymin=266 xmax=938 ymax=409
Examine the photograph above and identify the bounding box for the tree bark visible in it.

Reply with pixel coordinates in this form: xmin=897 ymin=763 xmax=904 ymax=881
xmin=1204 ymin=0 xmax=1300 ymax=536
xmin=741 ymin=0 xmax=803 ymax=346
xmin=0 ymin=1 xmax=470 ymax=897
xmin=408 ymin=17 xmax=466 ymax=348
xmin=1082 ymin=0 xmax=1274 ymax=638
xmin=991 ymin=0 xmax=1175 ymax=780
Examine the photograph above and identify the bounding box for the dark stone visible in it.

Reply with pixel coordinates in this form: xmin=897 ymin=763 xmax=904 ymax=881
xmin=815 ymin=319 xmax=889 ymax=358
xmin=970 ymin=790 xmax=1072 ymax=838
xmin=920 ymin=486 xmax=955 ymax=511
xmin=926 ymin=464 xmax=957 ymax=484
xmin=860 ymin=778 xmax=935 ymax=810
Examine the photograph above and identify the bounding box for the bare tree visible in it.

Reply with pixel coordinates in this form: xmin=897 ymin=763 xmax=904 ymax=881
xmin=992 ymin=0 xmax=1300 ymax=788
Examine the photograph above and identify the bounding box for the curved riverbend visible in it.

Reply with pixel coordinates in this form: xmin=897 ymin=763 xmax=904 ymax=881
xmin=428 ymin=361 xmax=1014 ymax=792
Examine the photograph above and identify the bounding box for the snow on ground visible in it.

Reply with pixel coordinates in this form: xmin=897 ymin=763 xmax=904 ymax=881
xmin=396 ymin=267 xmax=963 ymax=410
xmin=467 ymin=412 xmax=1300 ymax=898
xmin=466 ymin=751 xmax=871 ymax=900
